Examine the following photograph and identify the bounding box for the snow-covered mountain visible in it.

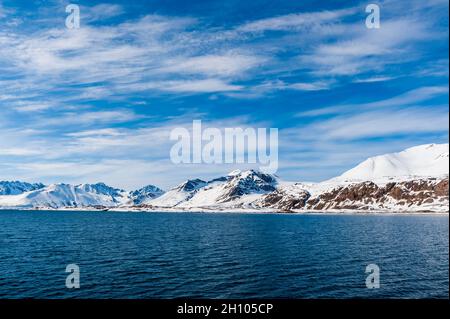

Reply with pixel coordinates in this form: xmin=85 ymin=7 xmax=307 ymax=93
xmin=0 ymin=181 xmax=45 ymax=195
xmin=0 ymin=143 xmax=448 ymax=212
xmin=147 ymin=178 xmax=207 ymax=207
xmin=334 ymin=143 xmax=449 ymax=182
xmin=129 ymin=185 xmax=165 ymax=205
xmin=260 ymin=143 xmax=449 ymax=213
xmin=77 ymin=182 xmax=125 ymax=198
xmin=0 ymin=183 xmax=129 ymax=209
xmin=148 ymin=170 xmax=277 ymax=208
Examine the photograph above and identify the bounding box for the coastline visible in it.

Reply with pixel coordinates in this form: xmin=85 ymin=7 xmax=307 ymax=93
xmin=1 ymin=206 xmax=448 ymax=215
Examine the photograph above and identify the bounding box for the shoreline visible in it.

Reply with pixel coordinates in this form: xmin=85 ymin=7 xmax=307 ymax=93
xmin=0 ymin=207 xmax=448 ymax=215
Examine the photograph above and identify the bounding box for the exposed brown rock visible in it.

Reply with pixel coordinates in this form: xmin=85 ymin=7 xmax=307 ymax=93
xmin=258 ymin=187 xmax=310 ymax=210
xmin=302 ymin=177 xmax=448 ymax=211
xmin=435 ymin=179 xmax=449 ymax=197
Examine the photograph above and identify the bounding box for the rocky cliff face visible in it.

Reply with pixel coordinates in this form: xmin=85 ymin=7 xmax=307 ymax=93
xmin=305 ymin=178 xmax=449 ymax=211
xmin=257 ymin=184 xmax=310 ymax=211
xmin=306 ymin=178 xmax=448 ymax=211
xmin=256 ymin=177 xmax=448 ymax=212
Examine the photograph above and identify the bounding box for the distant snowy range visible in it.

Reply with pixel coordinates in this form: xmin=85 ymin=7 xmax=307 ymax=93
xmin=0 ymin=143 xmax=448 ymax=213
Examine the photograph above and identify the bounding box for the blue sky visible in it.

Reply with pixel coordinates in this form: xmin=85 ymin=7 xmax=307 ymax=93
xmin=0 ymin=0 xmax=448 ymax=189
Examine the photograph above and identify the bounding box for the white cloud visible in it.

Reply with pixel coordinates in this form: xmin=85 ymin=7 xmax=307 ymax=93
xmin=353 ymin=76 xmax=396 ymax=83
xmin=66 ymin=128 xmax=125 ymax=137
xmin=238 ymin=8 xmax=356 ymax=32
xmin=0 ymin=148 xmax=42 ymax=156
xmin=300 ymin=18 xmax=435 ymax=76
xmin=301 ymin=107 xmax=449 ymax=140
xmin=288 ymin=81 xmax=332 ymax=91
xmin=159 ymin=54 xmax=267 ymax=77
xmin=83 ymin=3 xmax=124 ymax=23
xmin=157 ymin=79 xmax=243 ymax=93
xmin=0 ymin=2 xmax=445 ymax=103
xmin=33 ymin=110 xmax=143 ymax=127
xmin=297 ymin=86 xmax=449 ymax=117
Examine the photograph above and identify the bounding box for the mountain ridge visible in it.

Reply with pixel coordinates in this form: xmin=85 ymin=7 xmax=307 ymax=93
xmin=0 ymin=143 xmax=448 ymax=212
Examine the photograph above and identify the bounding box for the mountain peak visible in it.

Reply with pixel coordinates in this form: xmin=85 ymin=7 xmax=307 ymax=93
xmin=176 ymin=179 xmax=207 ymax=192
xmin=227 ymin=169 xmax=277 ymax=181
xmin=77 ymin=183 xmax=125 ymax=197
xmin=129 ymin=185 xmax=164 ymax=205
xmin=227 ymin=169 xmax=242 ymax=176
xmin=335 ymin=143 xmax=449 ymax=182
xmin=216 ymin=169 xmax=278 ymax=202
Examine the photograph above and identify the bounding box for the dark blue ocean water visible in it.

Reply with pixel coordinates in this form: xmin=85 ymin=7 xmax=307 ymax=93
xmin=0 ymin=210 xmax=448 ymax=299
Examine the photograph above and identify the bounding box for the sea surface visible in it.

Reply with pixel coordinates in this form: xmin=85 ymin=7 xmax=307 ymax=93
xmin=0 ymin=210 xmax=448 ymax=298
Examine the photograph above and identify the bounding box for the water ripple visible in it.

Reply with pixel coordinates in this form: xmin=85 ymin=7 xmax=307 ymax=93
xmin=0 ymin=211 xmax=447 ymax=298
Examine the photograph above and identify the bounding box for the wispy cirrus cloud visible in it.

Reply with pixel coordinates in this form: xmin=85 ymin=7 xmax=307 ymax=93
xmin=82 ymin=3 xmax=124 ymax=23
xmin=1 ymin=0 xmax=447 ymax=107
xmin=237 ymin=8 xmax=357 ymax=32
xmin=300 ymin=18 xmax=436 ymax=76
xmin=297 ymin=86 xmax=449 ymax=117
xmin=297 ymin=106 xmax=449 ymax=140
